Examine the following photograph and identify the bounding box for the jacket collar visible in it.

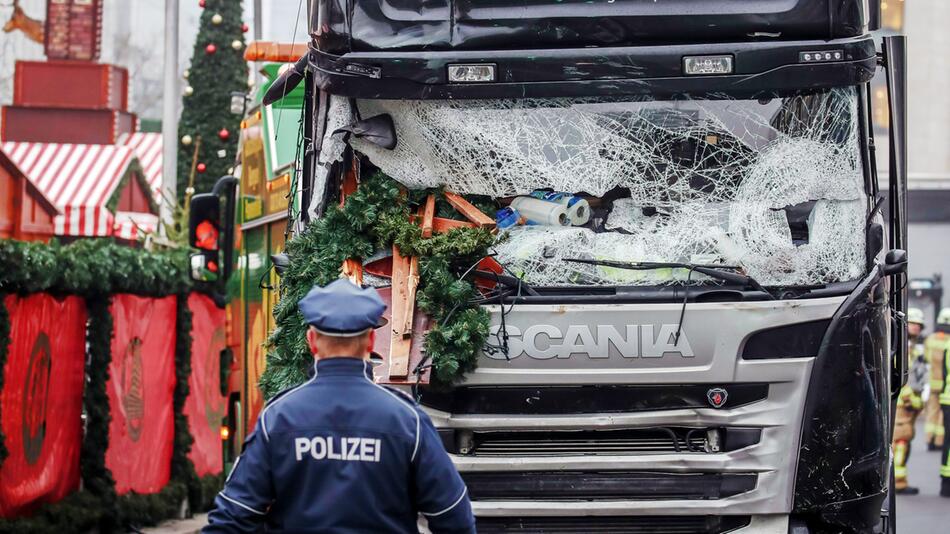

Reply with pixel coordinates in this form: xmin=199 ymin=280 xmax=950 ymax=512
xmin=315 ymin=357 xmax=374 ymax=379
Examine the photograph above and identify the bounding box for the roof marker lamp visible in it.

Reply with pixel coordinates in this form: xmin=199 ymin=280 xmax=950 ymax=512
xmin=448 ymin=63 xmax=496 ymax=83
xmin=683 ymin=55 xmax=734 ymax=76
xmin=799 ymin=50 xmax=844 ymax=63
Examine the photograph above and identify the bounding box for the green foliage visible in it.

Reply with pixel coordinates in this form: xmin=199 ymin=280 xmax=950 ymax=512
xmin=117 ymin=482 xmax=189 ymax=528
xmin=0 ymin=490 xmax=105 ymax=534
xmin=177 ymin=0 xmax=248 ymax=197
xmin=0 ymin=239 xmax=190 ymax=296
xmin=261 ymin=172 xmax=496 ymax=397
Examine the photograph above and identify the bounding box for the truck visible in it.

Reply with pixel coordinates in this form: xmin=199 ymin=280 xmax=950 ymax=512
xmin=189 ymin=1 xmax=909 ymax=532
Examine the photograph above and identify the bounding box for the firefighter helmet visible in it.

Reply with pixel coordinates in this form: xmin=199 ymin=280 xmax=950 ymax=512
xmin=938 ymin=308 xmax=950 ymax=326
xmin=907 ymin=308 xmax=926 ymax=325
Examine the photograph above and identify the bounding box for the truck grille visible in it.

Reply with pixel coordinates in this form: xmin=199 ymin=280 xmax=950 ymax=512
xmin=441 ymin=428 xmax=761 ymax=456
xmin=419 ymin=384 xmax=769 ymax=415
xmin=463 ymin=471 xmax=757 ymax=501
xmin=476 ymin=515 xmax=752 ymax=533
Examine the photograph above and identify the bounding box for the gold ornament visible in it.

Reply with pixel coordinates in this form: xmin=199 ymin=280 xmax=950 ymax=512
xmin=211 ymin=13 xmax=223 ymax=25
xmin=181 ymin=135 xmax=193 ymax=146
xmin=231 ymin=39 xmax=243 ymax=51
xmin=183 ymin=85 xmax=194 ymax=96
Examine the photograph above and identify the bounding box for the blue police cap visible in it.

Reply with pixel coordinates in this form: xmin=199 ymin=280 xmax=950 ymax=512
xmin=298 ymin=279 xmax=387 ymax=336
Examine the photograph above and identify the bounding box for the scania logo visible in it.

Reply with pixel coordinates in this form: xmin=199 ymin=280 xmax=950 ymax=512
xmin=487 ymin=324 xmax=694 ymax=360
xmin=707 ymin=388 xmax=728 ymax=408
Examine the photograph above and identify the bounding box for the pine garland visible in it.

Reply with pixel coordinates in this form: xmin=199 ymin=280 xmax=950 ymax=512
xmin=261 ymin=172 xmax=496 ymax=398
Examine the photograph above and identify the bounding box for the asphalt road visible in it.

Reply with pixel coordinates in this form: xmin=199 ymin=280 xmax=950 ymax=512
xmin=895 ymin=414 xmax=950 ymax=532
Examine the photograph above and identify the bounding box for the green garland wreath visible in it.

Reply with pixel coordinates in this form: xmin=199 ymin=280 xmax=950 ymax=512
xmin=261 ymin=171 xmax=497 ymax=398
xmin=0 ymin=239 xmax=222 ymax=529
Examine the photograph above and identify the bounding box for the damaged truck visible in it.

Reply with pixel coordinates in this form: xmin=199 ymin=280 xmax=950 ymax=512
xmin=190 ymin=1 xmax=910 ymax=532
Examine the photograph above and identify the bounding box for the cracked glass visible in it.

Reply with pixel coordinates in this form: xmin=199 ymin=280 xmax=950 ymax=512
xmin=321 ymin=87 xmax=868 ymax=287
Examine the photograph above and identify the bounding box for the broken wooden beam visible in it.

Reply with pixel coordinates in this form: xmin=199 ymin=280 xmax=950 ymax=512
xmin=420 ymin=194 xmax=436 ymax=238
xmin=443 ymin=191 xmax=496 ymax=229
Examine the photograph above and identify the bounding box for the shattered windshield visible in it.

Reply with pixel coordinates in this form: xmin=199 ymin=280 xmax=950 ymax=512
xmin=323 ymin=87 xmax=868 ymax=288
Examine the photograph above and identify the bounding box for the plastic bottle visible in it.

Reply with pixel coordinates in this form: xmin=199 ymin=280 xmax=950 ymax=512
xmin=528 ymin=191 xmax=591 ymax=226
xmin=510 ymin=196 xmax=570 ymax=226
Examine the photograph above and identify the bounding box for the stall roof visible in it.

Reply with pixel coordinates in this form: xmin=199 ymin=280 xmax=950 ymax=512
xmin=1 ymin=141 xmax=145 ymax=237
xmin=120 ymin=132 xmax=162 ymax=201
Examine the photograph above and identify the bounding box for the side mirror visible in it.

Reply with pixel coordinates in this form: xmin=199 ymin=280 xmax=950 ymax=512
xmin=332 ymin=114 xmax=397 ymax=150
xmin=189 ymin=193 xmax=221 ymax=282
xmin=883 ymin=249 xmax=908 ymax=277
xmin=263 ymin=54 xmax=309 ymax=106
xmin=189 ymin=176 xmax=239 ymax=285
xmin=271 ymin=253 xmax=291 ymax=276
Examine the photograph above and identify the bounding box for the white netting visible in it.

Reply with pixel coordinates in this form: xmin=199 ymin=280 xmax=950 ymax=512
xmin=321 ymin=88 xmax=868 ymax=287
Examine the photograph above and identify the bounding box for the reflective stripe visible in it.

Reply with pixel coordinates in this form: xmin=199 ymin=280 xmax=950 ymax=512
xmin=894 ymin=466 xmax=907 ymax=478
xmin=421 ymin=487 xmax=468 ymax=517
xmin=219 ymin=492 xmax=266 ymax=515
xmin=365 ymin=377 xmax=421 ymax=462
xmin=932 ymin=380 xmax=946 ymax=390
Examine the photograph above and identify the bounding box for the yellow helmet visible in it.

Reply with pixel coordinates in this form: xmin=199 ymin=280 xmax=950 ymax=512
xmin=907 ymin=307 xmax=925 ymax=325
xmin=938 ymin=308 xmax=950 ymax=326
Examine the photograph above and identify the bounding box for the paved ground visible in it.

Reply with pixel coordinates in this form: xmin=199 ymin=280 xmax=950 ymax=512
xmin=146 ymin=418 xmax=949 ymax=533
xmin=895 ymin=414 xmax=950 ymax=532
xmin=142 ymin=513 xmax=206 ymax=534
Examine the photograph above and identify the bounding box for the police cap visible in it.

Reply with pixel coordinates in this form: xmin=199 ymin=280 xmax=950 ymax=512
xmin=298 ymin=279 xmax=386 ymax=337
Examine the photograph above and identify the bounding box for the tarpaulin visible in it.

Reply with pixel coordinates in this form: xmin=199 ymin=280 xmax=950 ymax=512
xmin=185 ymin=293 xmax=227 ymax=477
xmin=105 ymin=294 xmax=177 ymax=495
xmin=0 ymin=294 xmax=86 ymax=518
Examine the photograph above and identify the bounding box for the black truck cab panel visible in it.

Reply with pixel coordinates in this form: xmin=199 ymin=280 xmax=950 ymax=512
xmin=312 ymin=0 xmax=871 ymax=54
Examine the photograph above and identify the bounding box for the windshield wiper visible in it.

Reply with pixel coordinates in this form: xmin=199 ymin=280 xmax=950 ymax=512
xmin=563 ymin=258 xmax=774 ymax=348
xmin=562 ymin=258 xmax=773 ymax=297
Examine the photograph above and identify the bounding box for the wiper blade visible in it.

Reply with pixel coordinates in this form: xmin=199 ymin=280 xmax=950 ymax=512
xmin=563 ymin=258 xmax=774 ymax=298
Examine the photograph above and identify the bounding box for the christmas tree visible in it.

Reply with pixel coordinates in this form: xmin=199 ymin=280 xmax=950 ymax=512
xmin=177 ymin=0 xmax=249 ymax=197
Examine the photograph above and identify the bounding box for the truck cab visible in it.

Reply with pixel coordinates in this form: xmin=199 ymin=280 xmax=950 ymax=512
xmin=194 ymin=1 xmax=909 ymax=532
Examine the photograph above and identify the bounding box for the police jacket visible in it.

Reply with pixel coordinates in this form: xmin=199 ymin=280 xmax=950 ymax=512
xmin=204 ymin=357 xmax=475 ymax=533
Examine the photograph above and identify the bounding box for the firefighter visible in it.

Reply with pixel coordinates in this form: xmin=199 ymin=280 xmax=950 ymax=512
xmin=892 ymin=308 xmax=927 ymax=494
xmin=204 ymin=279 xmax=476 ymax=532
xmin=937 ymin=307 xmax=950 ymax=498
xmin=925 ymin=309 xmax=950 ymax=451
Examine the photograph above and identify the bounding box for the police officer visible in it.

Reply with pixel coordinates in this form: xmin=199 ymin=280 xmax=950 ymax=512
xmin=204 ymin=279 xmax=476 ymax=532
xmin=892 ymin=308 xmax=927 ymax=494
xmin=925 ymin=309 xmax=950 ymax=451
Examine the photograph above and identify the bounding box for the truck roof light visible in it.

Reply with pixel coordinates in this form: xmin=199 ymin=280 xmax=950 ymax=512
xmin=683 ymin=55 xmax=734 ymax=76
xmin=244 ymin=41 xmax=308 ymax=62
xmin=448 ymin=64 xmax=497 ymax=83
xmin=799 ymin=50 xmax=844 ymax=63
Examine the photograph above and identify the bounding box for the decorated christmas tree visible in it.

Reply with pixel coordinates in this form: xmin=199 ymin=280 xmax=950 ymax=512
xmin=177 ymin=0 xmax=249 ymax=197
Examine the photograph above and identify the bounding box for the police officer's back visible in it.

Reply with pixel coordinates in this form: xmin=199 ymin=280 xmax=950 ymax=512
xmin=204 ymin=280 xmax=475 ymax=533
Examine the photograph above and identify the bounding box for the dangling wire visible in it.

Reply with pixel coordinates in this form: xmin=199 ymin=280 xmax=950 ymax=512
xmin=673 ymin=267 xmax=696 ymax=347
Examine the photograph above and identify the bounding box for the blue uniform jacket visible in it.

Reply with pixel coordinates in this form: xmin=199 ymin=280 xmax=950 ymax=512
xmin=204 ymin=357 xmax=475 ymax=533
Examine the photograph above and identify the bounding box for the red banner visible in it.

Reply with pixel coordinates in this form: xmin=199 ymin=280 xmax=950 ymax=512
xmin=185 ymin=293 xmax=227 ymax=477
xmin=105 ymin=294 xmax=177 ymax=495
xmin=0 ymin=294 xmax=86 ymax=518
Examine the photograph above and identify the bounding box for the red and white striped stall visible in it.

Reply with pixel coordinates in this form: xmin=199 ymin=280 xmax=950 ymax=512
xmin=0 ymin=142 xmax=158 ymax=240
xmin=120 ymin=132 xmax=163 ymax=201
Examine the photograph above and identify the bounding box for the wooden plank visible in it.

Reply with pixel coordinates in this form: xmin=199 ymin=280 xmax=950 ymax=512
xmin=443 ymin=191 xmax=496 ymax=229
xmin=409 ymin=215 xmax=477 ymax=234
xmin=340 ymin=258 xmax=363 ymax=286
xmin=371 ymin=287 xmax=432 ymax=385
xmin=388 ymin=246 xmax=414 ymax=377
xmin=420 ymin=194 xmax=436 ymax=238
xmin=339 ymin=158 xmax=359 ymax=206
